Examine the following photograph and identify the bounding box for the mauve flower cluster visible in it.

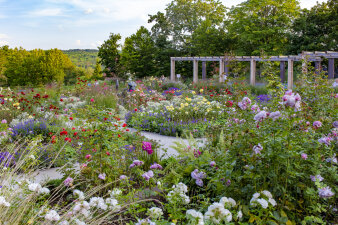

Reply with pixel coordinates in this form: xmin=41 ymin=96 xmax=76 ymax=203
xmin=142 ymin=171 xmax=154 ymax=180
xmin=238 ymin=97 xmax=252 ymax=110
xmin=191 ymin=169 xmax=207 ymax=187
xmin=129 ymin=160 xmax=144 ymax=168
xmin=282 ymin=90 xmax=301 ymax=111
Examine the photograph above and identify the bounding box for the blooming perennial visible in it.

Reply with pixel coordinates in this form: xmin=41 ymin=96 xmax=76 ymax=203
xmin=167 ymin=182 xmax=190 ymax=204
xmin=250 ymin=190 xmax=277 ymax=208
xmin=186 ymin=209 xmax=204 ymax=225
xmin=204 ymin=202 xmax=232 ymax=224
xmin=191 ymin=169 xmax=207 ymax=187
xmin=148 ymin=207 xmax=163 ymax=219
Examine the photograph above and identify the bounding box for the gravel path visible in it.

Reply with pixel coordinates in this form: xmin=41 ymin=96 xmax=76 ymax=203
xmin=32 ymin=130 xmax=207 ymax=183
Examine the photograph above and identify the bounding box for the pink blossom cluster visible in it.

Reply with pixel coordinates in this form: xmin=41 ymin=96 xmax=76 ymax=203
xmin=282 ymin=90 xmax=301 ymax=111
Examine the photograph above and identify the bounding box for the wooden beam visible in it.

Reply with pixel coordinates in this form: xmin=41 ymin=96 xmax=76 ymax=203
xmin=250 ymin=59 xmax=256 ymax=86
xmin=219 ymin=58 xmax=224 ymax=83
xmin=193 ymin=59 xmax=198 ymax=83
xmin=202 ymin=61 xmax=206 ymax=80
xmin=288 ymin=58 xmax=294 ymax=90
xmin=328 ymin=58 xmax=334 ymax=79
xmin=280 ymin=61 xmax=285 ymax=83
xmin=170 ymin=59 xmax=175 ymax=81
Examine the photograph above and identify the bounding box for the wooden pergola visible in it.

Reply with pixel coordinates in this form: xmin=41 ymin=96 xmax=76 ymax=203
xmin=170 ymin=51 xmax=337 ymax=89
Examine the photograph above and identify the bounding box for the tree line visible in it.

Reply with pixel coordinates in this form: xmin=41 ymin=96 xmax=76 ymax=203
xmin=99 ymin=0 xmax=337 ymax=79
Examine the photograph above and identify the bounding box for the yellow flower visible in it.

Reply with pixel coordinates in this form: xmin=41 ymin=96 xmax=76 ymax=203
xmin=28 ymin=115 xmax=33 ymax=119
xmin=185 ymin=103 xmax=188 ymax=107
xmin=200 ymin=89 xmax=204 ymax=93
xmin=207 ymin=102 xmax=211 ymax=105
xmin=192 ymin=91 xmax=196 ymax=95
xmin=13 ymin=103 xmax=20 ymax=107
xmin=185 ymin=97 xmax=191 ymax=102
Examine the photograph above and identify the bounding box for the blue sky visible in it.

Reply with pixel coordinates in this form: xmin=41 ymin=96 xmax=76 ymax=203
xmin=0 ymin=0 xmax=327 ymax=50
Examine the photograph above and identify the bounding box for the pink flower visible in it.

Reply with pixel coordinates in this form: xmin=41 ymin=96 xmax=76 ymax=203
xmin=85 ymin=154 xmax=92 ymax=159
xmin=129 ymin=160 xmax=144 ymax=168
xmin=301 ymin=153 xmax=308 ymax=160
xmin=1 ymin=119 xmax=7 ymax=124
xmin=90 ymin=98 xmax=94 ymax=102
xmin=253 ymin=144 xmax=263 ymax=154
xmin=98 ymin=173 xmax=106 ymax=180
xmin=210 ymin=161 xmax=216 ymax=167
xmin=64 ymin=177 xmax=73 ymax=186
xmin=142 ymin=141 xmax=153 ymax=155
xmin=254 ymin=111 xmax=267 ymax=122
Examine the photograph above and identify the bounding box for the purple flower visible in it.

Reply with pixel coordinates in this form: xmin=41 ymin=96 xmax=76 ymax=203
xmin=195 ymin=179 xmax=203 ymax=187
xmin=150 ymin=163 xmax=163 ymax=170
xmin=226 ymin=179 xmax=231 ymax=186
xmin=269 ymin=111 xmax=281 ymax=121
xmin=129 ymin=160 xmax=144 ymax=168
xmin=318 ymin=137 xmax=331 ymax=146
xmin=313 ymin=121 xmax=322 ymax=128
xmin=333 ymin=121 xmax=338 ymax=128
xmin=191 ymin=169 xmax=206 ymax=180
xmin=310 ymin=175 xmax=324 ymax=182
xmin=301 ymin=153 xmax=308 ymax=160
xmin=253 ymin=144 xmax=263 ymax=155
xmin=1 ymin=119 xmax=7 ymax=124
xmin=119 ymin=175 xmax=127 ymax=180
xmin=142 ymin=141 xmax=153 ymax=155
xmin=64 ymin=177 xmax=73 ymax=186
xmin=210 ymin=161 xmax=216 ymax=167
xmin=98 ymin=173 xmax=106 ymax=180
xmin=254 ymin=111 xmax=267 ymax=122
xmin=142 ymin=170 xmax=154 ymax=180
xmin=318 ymin=186 xmax=334 ymax=198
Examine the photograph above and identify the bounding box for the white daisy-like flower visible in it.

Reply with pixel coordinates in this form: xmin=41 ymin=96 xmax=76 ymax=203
xmin=45 ymin=210 xmax=60 ymax=221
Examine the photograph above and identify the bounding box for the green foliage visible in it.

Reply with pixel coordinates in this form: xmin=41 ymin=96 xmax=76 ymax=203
xmin=3 ymin=48 xmax=76 ymax=86
xmin=62 ymin=49 xmax=98 ymax=69
xmin=288 ymin=0 xmax=338 ymax=54
xmin=98 ymin=33 xmax=122 ymax=76
xmin=227 ymin=0 xmax=300 ymax=55
xmin=92 ymin=59 xmax=103 ymax=80
xmin=121 ymin=27 xmax=157 ymax=78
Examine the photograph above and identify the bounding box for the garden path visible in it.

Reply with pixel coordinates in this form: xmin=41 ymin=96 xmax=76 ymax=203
xmin=32 ymin=130 xmax=207 ymax=183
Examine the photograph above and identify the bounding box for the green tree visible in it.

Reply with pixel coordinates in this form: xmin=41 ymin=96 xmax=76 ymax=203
xmin=92 ymin=59 xmax=103 ymax=80
xmin=149 ymin=0 xmax=226 ymax=53
xmin=98 ymin=33 xmax=122 ymax=77
xmin=121 ymin=26 xmax=157 ymax=78
xmin=288 ymin=0 xmax=338 ymax=54
xmin=227 ymin=0 xmax=301 ymax=55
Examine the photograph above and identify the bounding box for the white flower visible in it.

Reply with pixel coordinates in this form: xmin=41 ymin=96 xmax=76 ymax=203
xmin=175 ymin=182 xmax=188 ymax=193
xmin=29 ymin=155 xmax=35 ymax=160
xmin=0 ymin=196 xmax=10 ymax=207
xmin=148 ymin=207 xmax=163 ymax=219
xmin=106 ymin=198 xmax=121 ymax=211
xmin=89 ymin=197 xmax=107 ymax=210
xmin=45 ymin=210 xmax=60 ymax=221
xmin=135 ymin=219 xmax=156 ymax=225
xmin=220 ymin=197 xmax=236 ymax=208
xmin=268 ymin=198 xmax=277 ymax=206
xmin=261 ymin=190 xmax=272 ymax=199
xmin=73 ymin=201 xmax=90 ymax=217
xmin=256 ymin=198 xmax=269 ymax=209
xmin=28 ymin=183 xmax=42 ymax=192
xmin=237 ymin=210 xmax=243 ymax=220
xmin=186 ymin=209 xmax=204 ymax=225
xmin=204 ymin=202 xmax=232 ymax=224
xmin=74 ymin=219 xmax=87 ymax=225
xmin=269 ymin=111 xmax=281 ymax=121
xmin=59 ymin=221 xmax=69 ymax=225
xmin=74 ymin=190 xmax=85 ymax=200
xmin=110 ymin=188 xmax=122 ymax=197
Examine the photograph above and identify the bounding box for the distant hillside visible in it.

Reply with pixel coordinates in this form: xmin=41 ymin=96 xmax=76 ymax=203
xmin=63 ymin=49 xmax=98 ymax=69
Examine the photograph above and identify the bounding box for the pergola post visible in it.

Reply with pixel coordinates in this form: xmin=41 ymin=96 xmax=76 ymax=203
xmin=224 ymin=60 xmax=229 ymax=80
xmin=328 ymin=58 xmax=334 ymax=79
xmin=250 ymin=59 xmax=256 ymax=86
xmin=288 ymin=58 xmax=294 ymax=90
xmin=315 ymin=61 xmax=321 ymax=75
xmin=193 ymin=59 xmax=198 ymax=83
xmin=280 ymin=61 xmax=286 ymax=83
xmin=202 ymin=61 xmax=206 ymax=80
xmin=170 ymin=58 xmax=175 ymax=81
xmin=219 ymin=58 xmax=224 ymax=82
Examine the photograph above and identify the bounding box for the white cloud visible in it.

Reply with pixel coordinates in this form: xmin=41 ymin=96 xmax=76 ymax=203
xmin=84 ymin=8 xmax=93 ymax=14
xmin=76 ymin=40 xmax=81 ymax=46
xmin=28 ymin=8 xmax=64 ymax=17
xmin=0 ymin=34 xmax=9 ymax=39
